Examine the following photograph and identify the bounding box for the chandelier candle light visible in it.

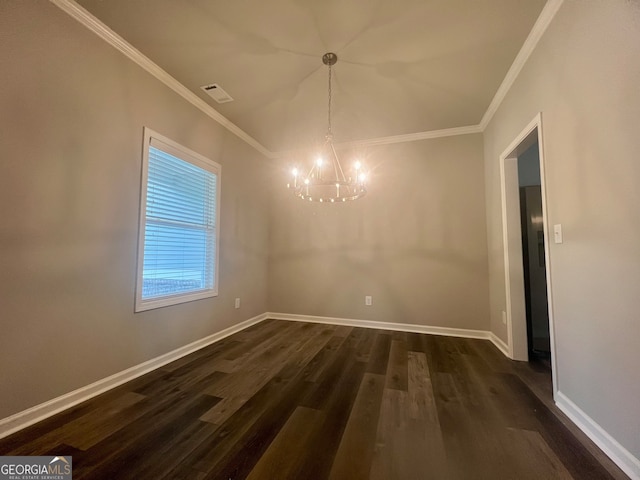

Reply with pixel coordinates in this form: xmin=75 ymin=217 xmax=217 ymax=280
xmin=288 ymin=53 xmax=368 ymax=203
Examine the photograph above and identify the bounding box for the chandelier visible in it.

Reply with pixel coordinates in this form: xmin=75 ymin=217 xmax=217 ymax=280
xmin=288 ymin=53 xmax=367 ymax=203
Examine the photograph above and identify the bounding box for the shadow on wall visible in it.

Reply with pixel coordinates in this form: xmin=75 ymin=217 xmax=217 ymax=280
xmin=270 ymin=247 xmax=487 ymax=321
xmin=264 ymin=128 xmax=490 ymax=325
xmin=267 ymin=139 xmax=489 ymax=325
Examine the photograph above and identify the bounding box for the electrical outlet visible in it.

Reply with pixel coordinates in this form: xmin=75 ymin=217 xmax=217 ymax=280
xmin=502 ymin=311 xmax=507 ymax=325
xmin=365 ymin=295 xmax=372 ymax=306
xmin=235 ymin=298 xmax=240 ymax=309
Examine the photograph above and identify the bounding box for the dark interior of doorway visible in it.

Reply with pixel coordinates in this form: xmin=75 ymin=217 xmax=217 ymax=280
xmin=517 ymin=141 xmax=551 ymax=368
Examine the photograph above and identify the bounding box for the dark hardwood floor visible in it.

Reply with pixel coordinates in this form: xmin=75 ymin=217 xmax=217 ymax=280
xmin=0 ymin=319 xmax=629 ymax=479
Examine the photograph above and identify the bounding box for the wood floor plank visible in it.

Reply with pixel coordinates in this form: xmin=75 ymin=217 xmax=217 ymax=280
xmin=246 ymin=407 xmax=324 ymax=480
xmin=373 ymin=348 xmax=450 ymax=480
xmin=163 ymin=467 xmax=208 ymax=480
xmin=385 ymin=339 xmax=408 ymax=391
xmin=328 ymin=373 xmax=385 ymax=480
xmin=423 ymin=334 xmax=460 ymax=375
xmin=126 ymin=419 xmax=219 ymax=480
xmin=407 ymin=351 xmax=431 ymax=420
xmin=200 ymin=323 xmax=332 ymax=425
xmin=160 ymin=338 xmax=241 ymax=373
xmin=227 ymin=318 xmax=285 ymax=345
xmin=354 ymin=327 xmax=376 ymax=363
xmin=135 ymin=350 xmax=233 ymax=398
xmin=330 ymin=324 xmax=354 ymax=337
xmin=431 ymin=371 xmax=492 ymax=480
xmin=194 ymin=369 xmax=318 ymax=479
xmin=218 ymin=320 xmax=304 ymax=371
xmin=290 ymin=358 xmax=367 ymax=480
xmin=300 ymin=329 xmax=363 ymax=411
xmin=57 ymin=391 xmax=148 ymax=451
xmin=4 ymin=391 xmax=147 ymax=455
xmin=370 ymin=389 xmax=436 ymax=480
xmin=504 ymin=375 xmax=619 ymax=480
xmin=499 ymin=428 xmax=574 ymax=480
xmin=301 ymin=332 xmax=351 ymax=383
xmin=285 ymin=324 xmax=338 ymax=369
xmin=406 ymin=350 xmax=450 ymax=478
xmin=366 ymin=331 xmax=391 ymax=375
xmin=72 ymin=392 xmax=220 ymax=479
xmin=184 ymin=358 xmax=321 ymax=475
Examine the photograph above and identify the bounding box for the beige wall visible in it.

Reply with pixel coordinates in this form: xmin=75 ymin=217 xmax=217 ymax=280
xmin=4 ymin=0 xmax=637 ymax=469
xmin=269 ymin=135 xmax=490 ymax=331
xmin=484 ymin=0 xmax=640 ymax=461
xmin=0 ymin=1 xmax=269 ymax=420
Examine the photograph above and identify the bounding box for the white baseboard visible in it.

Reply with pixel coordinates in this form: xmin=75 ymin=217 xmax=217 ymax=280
xmin=489 ymin=332 xmax=510 ymax=357
xmin=0 ymin=313 xmax=268 ymax=440
xmin=556 ymin=391 xmax=640 ymax=480
xmin=267 ymin=312 xmax=491 ymax=340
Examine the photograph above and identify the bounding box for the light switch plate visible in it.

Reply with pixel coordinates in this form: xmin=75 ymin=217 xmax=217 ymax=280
xmin=553 ymin=224 xmax=563 ymax=244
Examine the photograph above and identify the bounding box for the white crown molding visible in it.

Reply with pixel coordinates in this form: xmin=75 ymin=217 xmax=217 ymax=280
xmin=479 ymin=0 xmax=565 ymax=130
xmin=267 ymin=312 xmax=491 ymax=340
xmin=49 ymin=0 xmax=275 ymax=159
xmin=556 ymin=391 xmax=640 ymax=480
xmin=335 ymin=125 xmax=482 ymax=149
xmin=0 ymin=313 xmax=268 ymax=440
xmin=270 ymin=125 xmax=482 ymax=159
xmin=51 ymin=0 xmax=563 ymax=156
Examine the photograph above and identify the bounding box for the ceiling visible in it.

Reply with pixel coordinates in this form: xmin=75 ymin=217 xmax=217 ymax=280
xmin=75 ymin=0 xmax=548 ymax=154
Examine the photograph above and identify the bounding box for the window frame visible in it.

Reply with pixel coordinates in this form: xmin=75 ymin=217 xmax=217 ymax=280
xmin=134 ymin=127 xmax=221 ymax=312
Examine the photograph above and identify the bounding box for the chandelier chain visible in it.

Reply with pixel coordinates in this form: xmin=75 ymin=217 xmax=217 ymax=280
xmin=327 ymin=62 xmax=332 ymax=136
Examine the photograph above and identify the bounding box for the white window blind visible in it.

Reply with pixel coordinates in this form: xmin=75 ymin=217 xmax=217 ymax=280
xmin=135 ymin=129 xmax=220 ymax=312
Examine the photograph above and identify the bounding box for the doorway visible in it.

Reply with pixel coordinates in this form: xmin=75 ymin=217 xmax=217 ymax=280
xmin=499 ymin=113 xmax=557 ymax=396
xmin=518 ymin=142 xmax=551 ymax=364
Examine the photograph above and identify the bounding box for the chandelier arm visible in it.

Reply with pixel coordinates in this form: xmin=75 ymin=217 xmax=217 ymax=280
xmin=330 ymin=141 xmax=348 ymax=182
xmin=331 ymin=149 xmax=340 ymax=182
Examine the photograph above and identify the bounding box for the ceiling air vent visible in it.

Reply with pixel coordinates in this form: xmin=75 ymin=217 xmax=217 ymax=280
xmin=200 ymin=83 xmax=233 ymax=104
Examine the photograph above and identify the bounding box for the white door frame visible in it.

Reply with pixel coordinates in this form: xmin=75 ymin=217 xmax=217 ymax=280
xmin=499 ymin=112 xmax=558 ymax=398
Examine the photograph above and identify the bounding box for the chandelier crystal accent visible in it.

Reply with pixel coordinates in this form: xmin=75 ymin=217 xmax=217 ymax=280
xmin=288 ymin=53 xmax=367 ymax=203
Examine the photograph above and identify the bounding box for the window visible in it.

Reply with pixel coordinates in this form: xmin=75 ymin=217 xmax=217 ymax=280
xmin=135 ymin=128 xmax=221 ymax=312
